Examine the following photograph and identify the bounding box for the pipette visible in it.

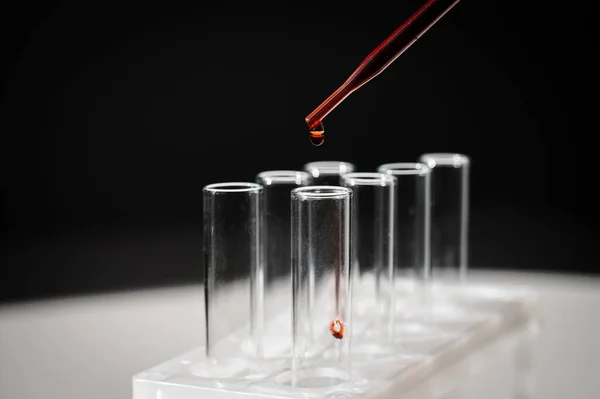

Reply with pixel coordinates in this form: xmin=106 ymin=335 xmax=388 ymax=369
xmin=306 ymin=0 xmax=462 ymax=145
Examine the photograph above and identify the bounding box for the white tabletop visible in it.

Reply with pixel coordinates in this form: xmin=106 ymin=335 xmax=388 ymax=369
xmin=1 ymin=270 xmax=599 ymax=399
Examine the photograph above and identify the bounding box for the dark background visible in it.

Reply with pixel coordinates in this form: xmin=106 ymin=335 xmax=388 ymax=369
xmin=1 ymin=1 xmax=597 ymax=303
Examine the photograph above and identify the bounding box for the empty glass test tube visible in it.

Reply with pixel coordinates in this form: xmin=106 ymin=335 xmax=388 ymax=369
xmin=418 ymin=153 xmax=470 ymax=283
xmin=202 ymin=182 xmax=263 ymax=374
xmin=341 ymin=172 xmax=395 ymax=339
xmin=377 ymin=163 xmax=431 ymax=314
xmin=303 ymin=161 xmax=355 ymax=185
xmin=255 ymin=170 xmax=313 ymax=358
xmin=291 ymin=186 xmax=352 ymax=376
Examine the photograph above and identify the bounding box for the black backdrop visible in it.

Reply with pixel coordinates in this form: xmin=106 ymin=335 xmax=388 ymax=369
xmin=1 ymin=1 xmax=597 ymax=302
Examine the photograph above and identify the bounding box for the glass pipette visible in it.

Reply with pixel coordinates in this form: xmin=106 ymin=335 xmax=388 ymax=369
xmin=306 ymin=0 xmax=462 ymax=145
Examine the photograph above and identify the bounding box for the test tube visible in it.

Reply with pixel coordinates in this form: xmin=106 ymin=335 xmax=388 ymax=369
xmin=203 ymin=182 xmax=263 ymax=367
xmin=303 ymin=161 xmax=355 ymax=185
xmin=377 ymin=163 xmax=431 ymax=312
xmin=340 ymin=172 xmax=395 ymax=338
xmin=291 ymin=186 xmax=352 ymax=377
xmin=418 ymin=153 xmax=469 ymax=283
xmin=255 ymin=170 xmax=313 ymax=358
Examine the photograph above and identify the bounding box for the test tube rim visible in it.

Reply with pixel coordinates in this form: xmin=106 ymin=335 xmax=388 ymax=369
xmin=203 ymin=182 xmax=263 ymax=193
xmin=341 ymin=172 xmax=395 ymax=186
xmin=377 ymin=162 xmax=431 ymax=176
xmin=291 ymin=185 xmax=352 ymax=200
xmin=418 ymin=153 xmax=470 ymax=168
xmin=256 ymin=170 xmax=312 ymax=185
xmin=303 ymin=161 xmax=355 ymax=177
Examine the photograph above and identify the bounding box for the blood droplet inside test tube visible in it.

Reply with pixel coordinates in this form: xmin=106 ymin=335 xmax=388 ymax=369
xmin=330 ymin=319 xmax=344 ymax=339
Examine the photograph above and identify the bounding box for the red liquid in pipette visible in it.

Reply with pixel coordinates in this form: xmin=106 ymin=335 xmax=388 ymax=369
xmin=306 ymin=0 xmax=462 ymax=145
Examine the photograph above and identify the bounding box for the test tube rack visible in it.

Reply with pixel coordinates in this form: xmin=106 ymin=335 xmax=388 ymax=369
xmin=132 ymin=280 xmax=539 ymax=399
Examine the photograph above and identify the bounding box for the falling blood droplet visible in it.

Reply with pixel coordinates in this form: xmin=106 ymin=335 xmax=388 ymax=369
xmin=330 ymin=319 xmax=344 ymax=340
xmin=308 ymin=121 xmax=325 ymax=146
